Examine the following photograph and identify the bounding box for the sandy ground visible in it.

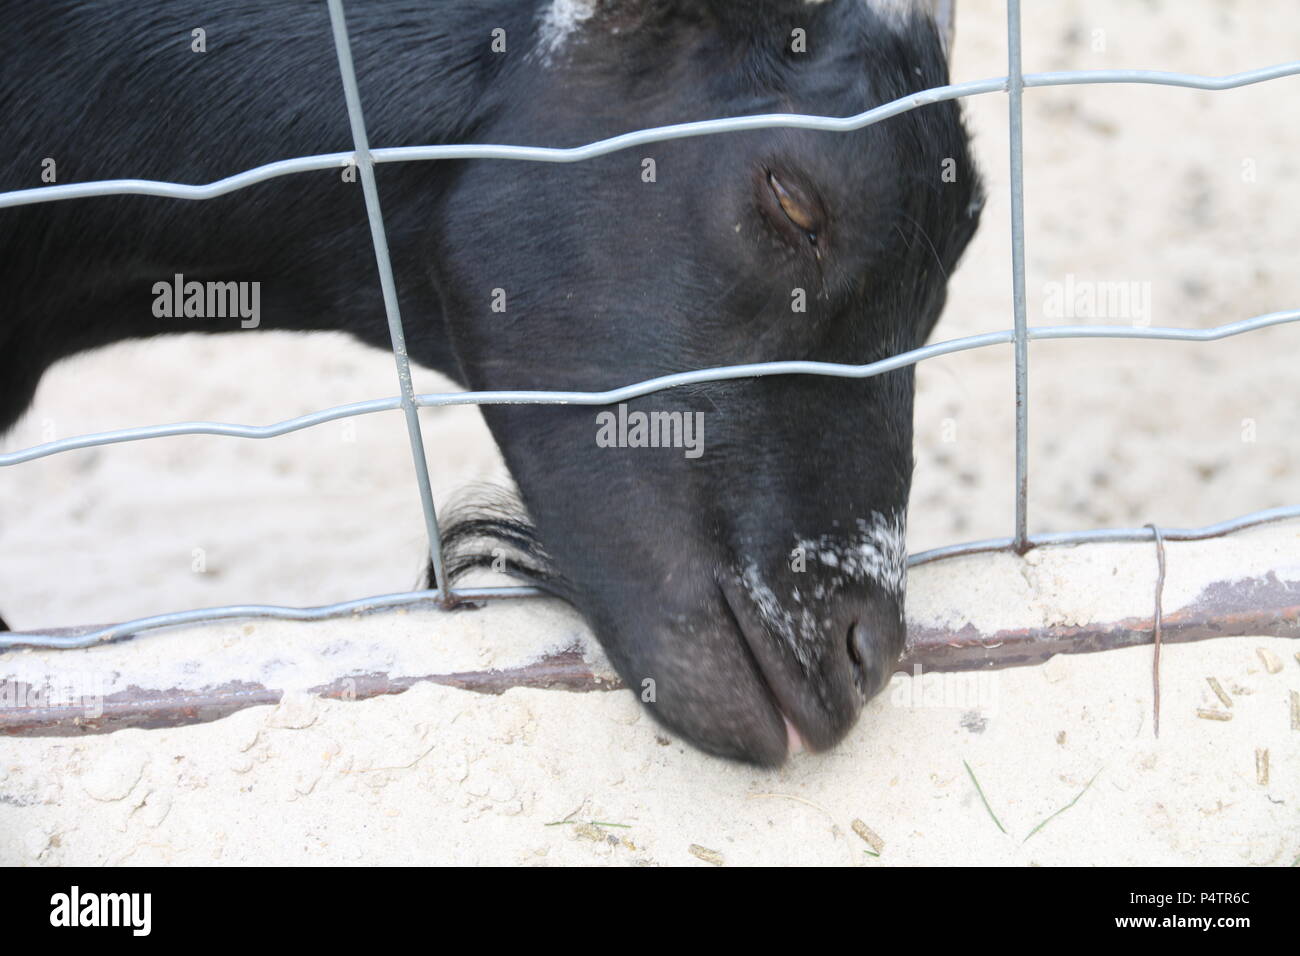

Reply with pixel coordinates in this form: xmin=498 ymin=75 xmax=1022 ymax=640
xmin=1 ymin=639 xmax=1296 ymax=867
xmin=2 ymin=522 xmax=1297 ymax=865
xmin=2 ymin=0 xmax=1298 ymax=865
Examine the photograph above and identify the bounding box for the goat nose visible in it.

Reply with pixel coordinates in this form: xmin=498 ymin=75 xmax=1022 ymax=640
xmin=844 ymin=596 xmax=906 ymax=700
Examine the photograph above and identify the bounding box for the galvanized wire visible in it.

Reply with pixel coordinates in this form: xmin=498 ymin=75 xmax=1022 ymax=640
xmin=1006 ymin=0 xmax=1031 ymax=553
xmin=12 ymin=504 xmax=1300 ymax=651
xmin=1 ymin=0 xmax=1297 ymax=649
xmin=3 ymin=66 xmax=1299 ymax=211
xmin=325 ymin=0 xmax=449 ymax=598
xmin=5 ymin=311 xmax=1297 ymax=469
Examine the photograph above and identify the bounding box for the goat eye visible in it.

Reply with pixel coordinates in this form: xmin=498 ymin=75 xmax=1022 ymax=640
xmin=767 ymin=172 xmax=818 ymax=234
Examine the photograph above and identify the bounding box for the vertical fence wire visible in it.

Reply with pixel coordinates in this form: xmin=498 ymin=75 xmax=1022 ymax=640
xmin=1005 ymin=0 xmax=1031 ymax=554
xmin=325 ymin=0 xmax=448 ymax=597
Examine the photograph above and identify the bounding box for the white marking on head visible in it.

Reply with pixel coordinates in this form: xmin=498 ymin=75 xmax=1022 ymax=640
xmin=795 ymin=510 xmax=909 ymax=605
xmin=738 ymin=509 xmax=908 ymax=660
xmin=533 ymin=0 xmax=930 ymax=68
xmin=866 ymin=0 xmax=928 ymax=24
xmin=536 ymin=0 xmax=598 ymax=64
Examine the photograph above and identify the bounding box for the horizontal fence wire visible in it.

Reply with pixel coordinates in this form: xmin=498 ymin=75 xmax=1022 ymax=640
xmin=11 ymin=505 xmax=1300 ymax=651
xmin=3 ymin=66 xmax=1300 ymax=210
xmin=1 ymin=0 xmax=1298 ymax=649
xmin=3 ymin=311 xmax=1300 ymax=468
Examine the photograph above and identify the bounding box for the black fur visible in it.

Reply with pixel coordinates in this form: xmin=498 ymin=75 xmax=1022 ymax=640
xmin=438 ymin=486 xmax=570 ymax=599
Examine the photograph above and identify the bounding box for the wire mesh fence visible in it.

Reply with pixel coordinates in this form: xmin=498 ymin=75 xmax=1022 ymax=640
xmin=2 ymin=0 xmax=1298 ymax=650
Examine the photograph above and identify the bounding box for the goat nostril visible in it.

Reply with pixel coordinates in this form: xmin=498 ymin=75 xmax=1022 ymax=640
xmin=846 ymin=621 xmax=867 ymax=686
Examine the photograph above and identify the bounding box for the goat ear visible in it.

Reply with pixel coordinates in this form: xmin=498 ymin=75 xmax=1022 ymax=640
xmin=930 ymin=0 xmax=956 ymax=55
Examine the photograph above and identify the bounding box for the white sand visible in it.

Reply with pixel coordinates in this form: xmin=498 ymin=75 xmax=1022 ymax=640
xmin=2 ymin=633 xmax=1296 ymax=866
xmin=2 ymin=0 xmax=1298 ymax=864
